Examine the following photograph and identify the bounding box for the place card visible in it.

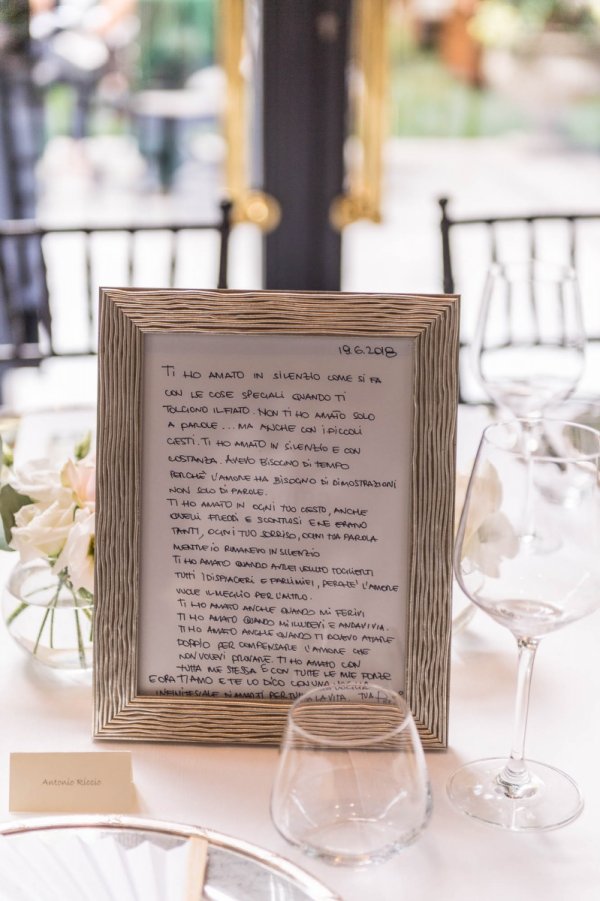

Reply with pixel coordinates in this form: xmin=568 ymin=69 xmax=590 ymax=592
xmin=9 ymin=751 xmax=134 ymax=813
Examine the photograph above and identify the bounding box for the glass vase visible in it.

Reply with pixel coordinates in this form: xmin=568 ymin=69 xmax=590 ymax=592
xmin=2 ymin=558 xmax=93 ymax=670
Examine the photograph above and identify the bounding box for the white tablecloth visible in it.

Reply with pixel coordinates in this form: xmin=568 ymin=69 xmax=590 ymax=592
xmin=1 ymin=408 xmax=600 ymax=900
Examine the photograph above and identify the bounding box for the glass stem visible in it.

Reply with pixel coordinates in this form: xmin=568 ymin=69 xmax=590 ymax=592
xmin=498 ymin=637 xmax=539 ymax=797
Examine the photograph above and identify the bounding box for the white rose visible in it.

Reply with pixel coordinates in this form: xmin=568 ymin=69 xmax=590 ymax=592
xmin=53 ymin=506 xmax=95 ymax=594
xmin=9 ymin=458 xmax=64 ymax=505
xmin=61 ymin=455 xmax=95 ymax=508
xmin=10 ymin=497 xmax=76 ymax=562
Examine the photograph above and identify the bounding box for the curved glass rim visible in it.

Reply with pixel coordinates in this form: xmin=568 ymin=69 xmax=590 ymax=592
xmin=0 ymin=814 xmax=341 ymax=900
xmin=286 ymin=682 xmax=413 ymax=748
xmin=481 ymin=418 xmax=600 ymax=464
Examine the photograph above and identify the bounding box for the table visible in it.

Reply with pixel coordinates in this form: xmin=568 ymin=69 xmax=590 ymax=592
xmin=1 ymin=409 xmax=600 ymax=900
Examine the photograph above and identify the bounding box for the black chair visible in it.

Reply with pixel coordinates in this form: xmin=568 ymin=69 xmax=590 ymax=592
xmin=0 ymin=199 xmax=232 ymax=391
xmin=438 ymin=196 xmax=600 ymax=402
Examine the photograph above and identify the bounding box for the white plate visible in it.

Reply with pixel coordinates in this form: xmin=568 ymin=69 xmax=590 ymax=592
xmin=0 ymin=815 xmax=340 ymax=901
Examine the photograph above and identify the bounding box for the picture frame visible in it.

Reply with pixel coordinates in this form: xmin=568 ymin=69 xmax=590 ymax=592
xmin=94 ymin=288 xmax=459 ymax=748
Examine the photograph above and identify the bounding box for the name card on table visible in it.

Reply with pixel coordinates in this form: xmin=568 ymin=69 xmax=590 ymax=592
xmin=94 ymin=289 xmax=459 ymax=749
xmin=9 ymin=752 xmax=134 ymax=813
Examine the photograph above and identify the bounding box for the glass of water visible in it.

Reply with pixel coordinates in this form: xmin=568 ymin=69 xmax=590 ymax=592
xmin=270 ymin=683 xmax=431 ymax=867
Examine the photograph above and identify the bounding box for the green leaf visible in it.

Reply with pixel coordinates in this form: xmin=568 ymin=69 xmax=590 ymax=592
xmin=0 ymin=434 xmax=14 ymax=469
xmin=0 ymin=484 xmax=33 ymax=548
xmin=74 ymin=431 xmax=92 ymax=461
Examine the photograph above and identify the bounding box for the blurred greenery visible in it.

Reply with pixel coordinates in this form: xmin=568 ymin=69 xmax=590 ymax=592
xmin=389 ymin=52 xmax=528 ymax=138
xmin=388 ymin=26 xmax=600 ymax=147
xmin=136 ymin=0 xmax=215 ymax=89
xmin=41 ymin=5 xmax=600 ymax=151
xmin=42 ymin=0 xmax=217 ymax=142
xmin=561 ymin=96 xmax=600 ymax=148
xmin=0 ymin=0 xmax=29 ymax=50
xmin=43 ymin=85 xmax=128 ymax=140
xmin=475 ymin=0 xmax=600 ymax=39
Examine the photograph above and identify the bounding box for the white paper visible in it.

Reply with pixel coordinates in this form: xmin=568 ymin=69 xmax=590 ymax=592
xmin=138 ymin=333 xmax=414 ymax=699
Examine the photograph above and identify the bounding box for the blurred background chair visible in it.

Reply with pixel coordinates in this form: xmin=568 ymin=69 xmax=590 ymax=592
xmin=438 ymin=197 xmax=600 ymax=403
xmin=0 ymin=198 xmax=231 ymax=405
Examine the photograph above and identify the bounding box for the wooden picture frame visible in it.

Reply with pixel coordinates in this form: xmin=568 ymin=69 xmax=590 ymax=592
xmin=94 ymin=289 xmax=459 ymax=748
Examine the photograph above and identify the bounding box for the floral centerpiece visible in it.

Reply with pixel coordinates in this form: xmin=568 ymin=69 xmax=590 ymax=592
xmin=0 ymin=434 xmax=95 ymax=670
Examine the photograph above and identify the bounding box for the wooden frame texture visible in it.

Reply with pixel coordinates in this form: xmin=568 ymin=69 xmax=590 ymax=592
xmin=94 ymin=289 xmax=459 ymax=748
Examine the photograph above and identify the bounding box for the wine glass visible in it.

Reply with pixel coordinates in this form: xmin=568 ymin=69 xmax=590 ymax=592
xmin=448 ymin=418 xmax=600 ymax=831
xmin=270 ymin=683 xmax=431 ymax=866
xmin=472 ymin=259 xmax=586 ymax=419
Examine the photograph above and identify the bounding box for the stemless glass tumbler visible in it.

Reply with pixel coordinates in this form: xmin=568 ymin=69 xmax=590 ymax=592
xmin=271 ymin=683 xmax=431 ymax=867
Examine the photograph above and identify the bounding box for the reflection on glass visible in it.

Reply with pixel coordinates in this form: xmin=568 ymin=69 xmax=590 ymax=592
xmin=472 ymin=260 xmax=585 ymax=419
xmin=449 ymin=418 xmax=600 ymax=831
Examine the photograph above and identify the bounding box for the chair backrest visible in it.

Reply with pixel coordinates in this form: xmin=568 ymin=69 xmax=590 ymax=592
xmin=438 ymin=196 xmax=600 ymax=402
xmin=0 ymin=198 xmax=232 ymax=365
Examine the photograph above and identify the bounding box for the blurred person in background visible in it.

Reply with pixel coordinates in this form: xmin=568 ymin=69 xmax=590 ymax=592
xmin=28 ymin=0 xmax=138 ymax=139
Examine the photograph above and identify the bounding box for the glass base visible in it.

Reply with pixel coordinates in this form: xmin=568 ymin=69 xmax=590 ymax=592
xmin=294 ymin=819 xmax=410 ymax=868
xmin=447 ymin=757 xmax=583 ymax=832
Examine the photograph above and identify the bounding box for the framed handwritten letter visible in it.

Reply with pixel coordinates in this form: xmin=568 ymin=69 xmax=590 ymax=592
xmin=94 ymin=289 xmax=459 ymax=748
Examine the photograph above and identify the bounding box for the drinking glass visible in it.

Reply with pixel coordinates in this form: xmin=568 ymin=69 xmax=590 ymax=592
xmin=270 ymin=683 xmax=431 ymax=866
xmin=448 ymin=418 xmax=600 ymax=831
xmin=472 ymin=259 xmax=585 ymax=419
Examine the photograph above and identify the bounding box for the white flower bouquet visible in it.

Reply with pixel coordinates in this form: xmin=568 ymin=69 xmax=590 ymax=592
xmin=0 ymin=434 xmax=95 ymax=668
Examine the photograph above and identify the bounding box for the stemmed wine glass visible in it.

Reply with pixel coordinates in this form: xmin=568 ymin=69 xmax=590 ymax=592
xmin=448 ymin=418 xmax=600 ymax=831
xmin=472 ymin=259 xmax=586 ymax=419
